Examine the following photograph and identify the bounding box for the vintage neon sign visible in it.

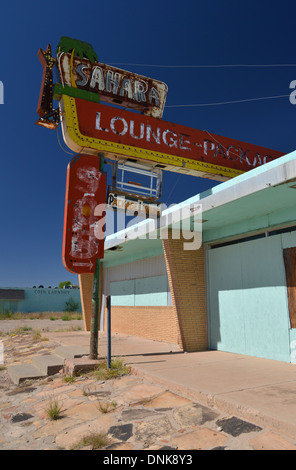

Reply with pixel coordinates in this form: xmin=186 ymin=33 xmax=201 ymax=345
xmin=36 ymin=37 xmax=284 ymax=182
xmin=60 ymin=95 xmax=284 ymax=181
xmin=36 ymin=44 xmax=60 ymax=129
xmin=62 ymin=154 xmax=106 ymax=274
xmin=57 ymin=53 xmax=168 ymax=118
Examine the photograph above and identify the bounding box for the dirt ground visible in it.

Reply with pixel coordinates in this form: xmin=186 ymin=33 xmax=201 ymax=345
xmin=0 ymin=318 xmax=84 ymax=335
xmin=2 ymin=325 xmax=294 ymax=450
xmin=1 ymin=322 xmax=296 ymax=450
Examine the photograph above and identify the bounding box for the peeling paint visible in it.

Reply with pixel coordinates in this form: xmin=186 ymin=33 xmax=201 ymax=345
xmin=62 ymin=154 xmax=106 ymax=274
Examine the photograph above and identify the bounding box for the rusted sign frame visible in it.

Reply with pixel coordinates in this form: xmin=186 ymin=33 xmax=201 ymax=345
xmin=111 ymin=161 xmax=163 ymax=201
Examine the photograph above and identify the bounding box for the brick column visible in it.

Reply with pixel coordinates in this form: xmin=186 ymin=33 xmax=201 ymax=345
xmin=78 ymin=273 xmax=94 ymax=331
xmin=162 ymin=231 xmax=208 ymax=352
xmin=79 ymin=262 xmax=103 ymax=332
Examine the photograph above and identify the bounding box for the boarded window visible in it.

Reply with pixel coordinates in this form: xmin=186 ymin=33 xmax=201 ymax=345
xmin=283 ymin=248 xmax=296 ymax=329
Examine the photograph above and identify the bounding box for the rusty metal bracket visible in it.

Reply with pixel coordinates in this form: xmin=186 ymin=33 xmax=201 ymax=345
xmin=35 ymin=109 xmax=60 ymax=129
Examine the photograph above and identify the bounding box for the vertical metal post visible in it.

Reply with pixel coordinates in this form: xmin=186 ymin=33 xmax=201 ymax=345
xmin=90 ymin=259 xmax=100 ymax=360
xmin=107 ymin=295 xmax=111 ymax=368
xmin=89 ymin=153 xmax=105 ymax=360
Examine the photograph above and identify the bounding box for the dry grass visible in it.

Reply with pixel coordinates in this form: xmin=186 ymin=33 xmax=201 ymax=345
xmin=79 ymin=431 xmax=109 ymax=449
xmin=46 ymin=398 xmax=63 ymax=420
xmin=97 ymin=400 xmax=117 ymax=413
xmin=93 ymin=357 xmax=131 ymax=381
xmin=0 ymin=312 xmax=82 ymax=321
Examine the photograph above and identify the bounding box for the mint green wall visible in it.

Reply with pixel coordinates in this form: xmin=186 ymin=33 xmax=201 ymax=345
xmin=110 ymin=280 xmax=134 ymax=306
xmin=0 ymin=288 xmax=82 ymax=313
xmin=110 ymin=275 xmax=169 ymax=306
xmin=208 ymin=232 xmax=295 ymax=362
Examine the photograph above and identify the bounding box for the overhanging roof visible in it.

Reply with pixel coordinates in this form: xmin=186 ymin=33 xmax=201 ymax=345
xmin=103 ymin=150 xmax=296 ymax=265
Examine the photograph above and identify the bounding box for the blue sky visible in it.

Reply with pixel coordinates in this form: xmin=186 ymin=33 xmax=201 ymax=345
xmin=0 ymin=0 xmax=295 ymax=287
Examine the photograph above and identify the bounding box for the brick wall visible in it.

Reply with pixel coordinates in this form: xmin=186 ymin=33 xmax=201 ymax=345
xmin=162 ymin=231 xmax=208 ymax=352
xmin=79 ymin=263 xmax=103 ymax=332
xmin=102 ymin=305 xmax=180 ymax=345
xmin=79 ymin=271 xmax=182 ymax=345
xmin=78 ymin=273 xmax=94 ymax=331
xmin=79 ymin=233 xmax=208 ymax=352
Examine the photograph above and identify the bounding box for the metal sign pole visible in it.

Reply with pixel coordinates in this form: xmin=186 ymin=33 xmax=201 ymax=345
xmin=89 ymin=154 xmax=105 ymax=360
xmin=90 ymin=259 xmax=100 ymax=359
xmin=107 ymin=295 xmax=111 ymax=368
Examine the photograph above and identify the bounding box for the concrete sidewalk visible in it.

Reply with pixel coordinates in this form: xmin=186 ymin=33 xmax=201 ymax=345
xmin=45 ymin=330 xmax=296 ymax=441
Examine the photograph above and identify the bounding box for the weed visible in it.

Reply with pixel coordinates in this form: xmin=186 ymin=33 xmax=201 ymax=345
xmin=0 ymin=312 xmax=82 ymax=321
xmin=97 ymin=400 xmax=117 ymax=413
xmin=79 ymin=431 xmax=109 ymax=449
xmin=94 ymin=357 xmax=131 ymax=381
xmin=0 ymin=310 xmax=13 ymax=320
xmin=10 ymin=327 xmax=32 ymax=336
xmin=63 ymin=375 xmax=76 ymax=383
xmin=72 ymin=314 xmax=82 ymax=320
xmin=61 ymin=314 xmax=71 ymax=321
xmin=46 ymin=398 xmax=63 ymax=420
xmin=33 ymin=330 xmax=41 ymax=340
xmin=64 ymin=297 xmax=80 ymax=313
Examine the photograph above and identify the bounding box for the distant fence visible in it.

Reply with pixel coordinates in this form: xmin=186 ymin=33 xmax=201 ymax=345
xmin=0 ymin=287 xmax=82 ymax=313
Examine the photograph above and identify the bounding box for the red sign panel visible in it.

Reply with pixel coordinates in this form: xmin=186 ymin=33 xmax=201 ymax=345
xmin=62 ymin=154 xmax=106 ymax=274
xmin=72 ymin=98 xmax=284 ymax=177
